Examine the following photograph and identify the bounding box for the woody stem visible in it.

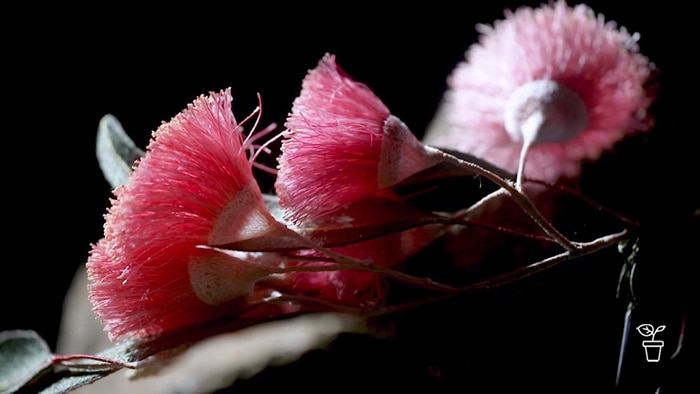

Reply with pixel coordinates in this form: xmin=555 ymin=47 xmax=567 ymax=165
xmin=435 ymin=148 xmax=576 ymax=251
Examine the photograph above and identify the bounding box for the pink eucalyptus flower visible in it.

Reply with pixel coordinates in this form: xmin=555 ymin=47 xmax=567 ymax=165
xmin=423 ymin=0 xmax=656 ymax=185
xmin=275 ymin=53 xmax=442 ymax=225
xmin=275 ymin=54 xmax=447 ymax=307
xmin=87 ymin=89 xmax=289 ymax=342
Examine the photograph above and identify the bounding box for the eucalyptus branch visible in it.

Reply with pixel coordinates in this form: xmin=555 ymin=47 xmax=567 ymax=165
xmin=274 ymin=227 xmax=459 ymax=292
xmin=453 ymin=187 xmax=510 ymax=220
xmin=465 ymin=228 xmax=631 ymax=290
xmin=433 ymin=148 xmax=576 ymax=251
xmin=366 ymin=228 xmax=631 ymax=318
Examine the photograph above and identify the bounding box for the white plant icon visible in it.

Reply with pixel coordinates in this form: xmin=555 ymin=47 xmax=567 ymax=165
xmin=636 ymin=324 xmax=666 ymax=362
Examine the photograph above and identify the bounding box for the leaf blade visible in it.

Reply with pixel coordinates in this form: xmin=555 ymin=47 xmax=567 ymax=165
xmin=95 ymin=114 xmax=145 ymax=189
xmin=0 ymin=330 xmax=54 ymax=394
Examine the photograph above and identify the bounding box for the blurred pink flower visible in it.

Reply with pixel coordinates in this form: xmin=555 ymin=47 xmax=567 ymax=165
xmin=276 ymin=53 xmax=441 ymax=225
xmin=87 ymin=89 xmax=287 ymax=342
xmin=286 ymin=224 xmax=444 ymax=308
xmin=423 ymin=0 xmax=656 ymax=184
xmin=287 ymin=260 xmax=388 ymax=308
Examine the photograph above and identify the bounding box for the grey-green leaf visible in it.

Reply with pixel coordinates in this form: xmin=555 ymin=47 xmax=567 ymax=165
xmin=0 ymin=330 xmax=54 ymax=394
xmin=96 ymin=114 xmax=145 ymax=189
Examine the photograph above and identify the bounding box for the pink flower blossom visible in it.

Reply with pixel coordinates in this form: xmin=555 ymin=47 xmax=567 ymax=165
xmin=276 ymin=53 xmax=441 ymax=225
xmin=275 ymin=54 xmax=448 ymax=307
xmin=87 ymin=89 xmax=287 ymax=342
xmin=423 ymin=0 xmax=656 ymax=185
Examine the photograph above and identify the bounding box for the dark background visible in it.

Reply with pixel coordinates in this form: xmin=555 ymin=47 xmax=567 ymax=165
xmin=3 ymin=1 xmax=696 ymax=393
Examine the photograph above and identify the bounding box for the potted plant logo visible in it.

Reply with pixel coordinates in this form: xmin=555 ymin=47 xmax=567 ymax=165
xmin=636 ymin=324 xmax=665 ymax=362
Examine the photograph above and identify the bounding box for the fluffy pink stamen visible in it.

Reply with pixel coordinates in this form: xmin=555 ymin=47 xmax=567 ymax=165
xmin=87 ymin=89 xmax=284 ymax=342
xmin=424 ymin=0 xmax=656 ymax=184
xmin=275 ymin=53 xmax=401 ymax=224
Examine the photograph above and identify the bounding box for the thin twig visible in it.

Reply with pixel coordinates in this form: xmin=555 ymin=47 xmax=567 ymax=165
xmin=434 ymin=148 xmax=577 ymax=251
xmin=365 ymin=228 xmax=631 ymax=318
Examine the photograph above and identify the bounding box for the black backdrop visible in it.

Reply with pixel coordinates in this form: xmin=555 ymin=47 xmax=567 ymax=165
xmin=3 ymin=1 xmax=696 ymax=393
